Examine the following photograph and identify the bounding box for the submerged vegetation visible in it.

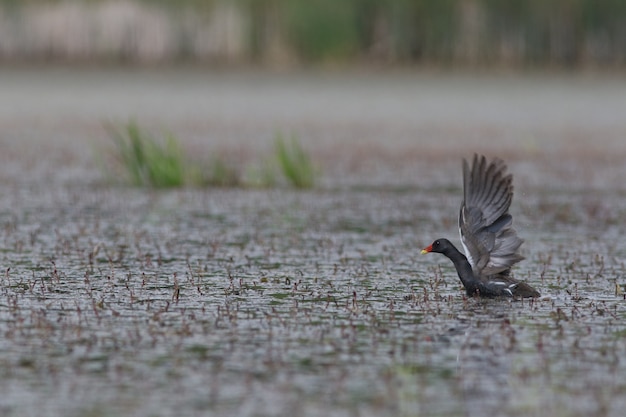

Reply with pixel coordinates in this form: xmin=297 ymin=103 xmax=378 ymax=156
xmin=105 ymin=121 xmax=315 ymax=189
xmin=2 ymin=167 xmax=626 ymax=416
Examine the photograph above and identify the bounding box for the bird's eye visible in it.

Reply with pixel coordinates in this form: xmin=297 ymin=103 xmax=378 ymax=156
xmin=434 ymin=240 xmax=440 ymax=246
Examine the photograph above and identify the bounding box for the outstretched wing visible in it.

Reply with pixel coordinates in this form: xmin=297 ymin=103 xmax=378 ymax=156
xmin=459 ymin=154 xmax=524 ymax=276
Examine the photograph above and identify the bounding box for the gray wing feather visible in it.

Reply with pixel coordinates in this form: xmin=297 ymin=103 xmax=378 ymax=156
xmin=459 ymin=154 xmax=524 ymax=276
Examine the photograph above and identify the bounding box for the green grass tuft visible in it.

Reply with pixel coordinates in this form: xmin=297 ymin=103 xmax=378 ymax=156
xmin=274 ymin=133 xmax=315 ymax=189
xmin=105 ymin=122 xmax=316 ymax=189
xmin=107 ymin=121 xmax=187 ymax=188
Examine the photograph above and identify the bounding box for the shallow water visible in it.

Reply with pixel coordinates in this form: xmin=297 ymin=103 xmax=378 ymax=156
xmin=0 ymin=184 xmax=624 ymax=417
xmin=0 ymin=69 xmax=625 ymax=417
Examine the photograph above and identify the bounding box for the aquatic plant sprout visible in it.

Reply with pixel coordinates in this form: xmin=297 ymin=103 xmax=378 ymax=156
xmin=107 ymin=120 xmax=187 ymax=188
xmin=274 ymin=133 xmax=315 ymax=189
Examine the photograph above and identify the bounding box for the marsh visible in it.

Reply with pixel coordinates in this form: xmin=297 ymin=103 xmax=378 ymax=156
xmin=0 ymin=68 xmax=625 ymax=417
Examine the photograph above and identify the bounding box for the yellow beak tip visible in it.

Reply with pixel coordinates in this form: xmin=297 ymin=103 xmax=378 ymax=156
xmin=420 ymin=249 xmax=428 ymax=255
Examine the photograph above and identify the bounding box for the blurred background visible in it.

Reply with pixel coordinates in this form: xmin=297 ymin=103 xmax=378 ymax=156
xmin=1 ymin=0 xmax=625 ymax=188
xmin=0 ymin=0 xmax=624 ymax=68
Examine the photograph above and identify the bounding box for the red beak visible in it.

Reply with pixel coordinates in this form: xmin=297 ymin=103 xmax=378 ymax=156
xmin=421 ymin=244 xmax=433 ymax=254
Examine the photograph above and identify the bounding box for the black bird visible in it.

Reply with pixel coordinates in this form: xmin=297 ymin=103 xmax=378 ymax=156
xmin=421 ymin=154 xmax=540 ymax=298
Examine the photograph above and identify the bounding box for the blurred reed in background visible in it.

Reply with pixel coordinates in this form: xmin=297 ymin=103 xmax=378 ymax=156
xmin=0 ymin=0 xmax=624 ymax=67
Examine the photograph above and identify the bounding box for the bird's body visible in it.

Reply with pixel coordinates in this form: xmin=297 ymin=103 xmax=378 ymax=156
xmin=421 ymin=155 xmax=540 ymax=298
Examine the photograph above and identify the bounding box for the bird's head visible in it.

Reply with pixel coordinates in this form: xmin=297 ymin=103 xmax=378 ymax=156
xmin=421 ymin=239 xmax=453 ymax=255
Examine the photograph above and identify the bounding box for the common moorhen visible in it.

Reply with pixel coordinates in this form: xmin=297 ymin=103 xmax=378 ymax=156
xmin=421 ymin=154 xmax=540 ymax=298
